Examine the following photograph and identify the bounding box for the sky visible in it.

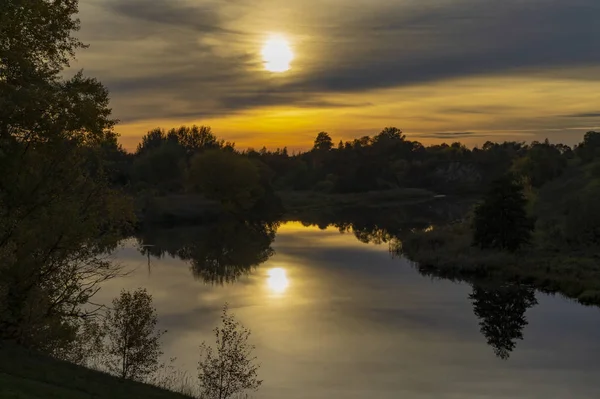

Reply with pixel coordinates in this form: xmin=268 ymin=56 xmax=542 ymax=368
xmin=73 ymin=0 xmax=600 ymax=151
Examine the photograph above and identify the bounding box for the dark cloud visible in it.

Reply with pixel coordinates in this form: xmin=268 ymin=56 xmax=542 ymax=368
xmin=285 ymin=0 xmax=600 ymax=93
xmin=441 ymin=107 xmax=516 ymax=115
xmin=81 ymin=0 xmax=600 ymax=123
xmin=105 ymin=0 xmax=243 ymax=35
xmin=563 ymin=112 xmax=600 ymax=118
xmin=417 ymin=132 xmax=492 ymax=139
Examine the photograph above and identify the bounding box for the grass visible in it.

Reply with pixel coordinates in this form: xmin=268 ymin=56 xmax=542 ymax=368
xmin=0 ymin=344 xmax=193 ymax=399
xmin=399 ymin=223 xmax=600 ymax=306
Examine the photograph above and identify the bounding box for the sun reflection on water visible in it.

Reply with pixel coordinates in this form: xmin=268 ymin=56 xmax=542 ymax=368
xmin=267 ymin=268 xmax=289 ymax=295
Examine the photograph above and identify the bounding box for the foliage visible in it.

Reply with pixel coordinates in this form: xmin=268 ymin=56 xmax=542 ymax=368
xmin=312 ymin=131 xmax=333 ymax=152
xmin=188 ymin=150 xmax=264 ymax=212
xmin=575 ymin=131 xmax=600 ymax=163
xmin=198 ymin=305 xmax=262 ymax=399
xmin=564 ymin=185 xmax=600 ymax=247
xmin=52 ymin=318 xmax=106 ymax=368
xmin=102 ymin=289 xmax=166 ymax=381
xmin=0 ymin=0 xmax=134 ymax=352
xmin=132 ymin=142 xmax=186 ymax=193
xmin=472 ymin=175 xmax=534 ymax=252
xmin=136 ymin=126 xmax=227 ymax=157
xmin=511 ymin=139 xmax=567 ymax=187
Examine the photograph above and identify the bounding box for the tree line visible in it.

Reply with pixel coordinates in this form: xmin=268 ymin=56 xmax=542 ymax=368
xmin=111 ymin=124 xmax=599 ymax=200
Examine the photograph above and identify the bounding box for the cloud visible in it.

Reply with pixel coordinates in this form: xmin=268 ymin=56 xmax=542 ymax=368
xmin=105 ymin=0 xmax=246 ymax=36
xmin=417 ymin=132 xmax=491 ymax=139
xmin=76 ymin=0 xmax=600 ymax=128
xmin=563 ymin=112 xmax=600 ymax=118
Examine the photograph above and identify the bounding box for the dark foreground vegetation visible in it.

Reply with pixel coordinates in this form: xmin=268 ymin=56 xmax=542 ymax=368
xmin=0 ymin=345 xmax=190 ymax=399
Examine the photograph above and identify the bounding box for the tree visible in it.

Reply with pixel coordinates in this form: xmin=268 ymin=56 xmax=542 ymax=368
xmin=511 ymin=140 xmax=567 ymax=188
xmin=313 ymin=132 xmax=333 ymax=152
xmin=188 ymin=150 xmax=264 ymax=211
xmin=564 ymin=185 xmax=600 ymax=247
xmin=102 ymin=289 xmax=166 ymax=381
xmin=372 ymin=127 xmax=405 ymax=146
xmin=0 ymin=0 xmax=134 ymax=351
xmin=472 ymin=175 xmax=534 ymax=251
xmin=166 ymin=125 xmax=224 ymax=155
xmin=136 ymin=128 xmax=167 ymax=155
xmin=198 ymin=304 xmax=262 ymax=399
xmin=470 ymin=284 xmax=537 ymax=360
xmin=576 ymin=131 xmax=600 ymax=163
xmin=132 ymin=141 xmax=186 ymax=193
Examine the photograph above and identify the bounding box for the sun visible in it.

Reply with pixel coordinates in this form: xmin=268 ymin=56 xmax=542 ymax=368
xmin=267 ymin=268 xmax=289 ymax=294
xmin=261 ymin=36 xmax=294 ymax=73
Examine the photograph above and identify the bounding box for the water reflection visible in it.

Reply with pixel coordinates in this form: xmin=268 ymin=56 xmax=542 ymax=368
xmin=137 ymin=217 xmax=278 ymax=285
xmin=135 ymin=200 xmax=541 ymax=361
xmin=470 ymin=284 xmax=538 ymax=360
xmin=292 ymin=206 xmax=545 ymax=361
xmin=267 ymin=268 xmax=289 ymax=295
xmin=104 ymin=221 xmax=600 ymax=398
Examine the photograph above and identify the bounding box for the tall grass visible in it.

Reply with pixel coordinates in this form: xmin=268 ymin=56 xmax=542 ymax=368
xmin=399 ymin=222 xmax=600 ymax=306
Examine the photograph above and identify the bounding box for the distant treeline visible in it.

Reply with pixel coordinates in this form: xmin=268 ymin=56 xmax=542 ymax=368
xmin=103 ymin=125 xmax=600 ymax=197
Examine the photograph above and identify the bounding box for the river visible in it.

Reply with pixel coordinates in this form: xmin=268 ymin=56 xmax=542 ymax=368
xmin=96 ymin=221 xmax=600 ymax=399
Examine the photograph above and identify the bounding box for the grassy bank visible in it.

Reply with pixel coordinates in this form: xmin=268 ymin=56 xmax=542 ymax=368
xmin=399 ymin=223 xmax=600 ymax=306
xmin=0 ymin=345 xmax=192 ymax=399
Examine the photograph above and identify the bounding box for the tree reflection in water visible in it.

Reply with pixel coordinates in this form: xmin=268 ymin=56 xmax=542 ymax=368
xmin=295 ymin=205 xmax=540 ymax=361
xmin=469 ymin=284 xmax=538 ymax=360
xmin=137 ymin=217 xmax=278 ymax=285
xmin=137 ymin=200 xmax=539 ymax=360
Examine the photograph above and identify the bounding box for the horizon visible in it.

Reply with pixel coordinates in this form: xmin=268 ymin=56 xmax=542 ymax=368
xmin=73 ymin=0 xmax=600 ymax=151
xmin=118 ymin=124 xmax=591 ymax=154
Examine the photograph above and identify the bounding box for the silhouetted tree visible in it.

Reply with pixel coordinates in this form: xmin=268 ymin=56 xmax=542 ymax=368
xmin=188 ymin=150 xmax=264 ymax=211
xmin=469 ymin=284 xmax=537 ymax=360
xmin=136 ymin=128 xmax=167 ymax=155
xmin=313 ymin=132 xmax=333 ymax=152
xmin=132 ymin=141 xmax=186 ymax=193
xmin=472 ymin=175 xmax=534 ymax=251
xmin=576 ymin=131 xmax=600 ymax=163
xmin=0 ymin=0 xmax=134 ymax=351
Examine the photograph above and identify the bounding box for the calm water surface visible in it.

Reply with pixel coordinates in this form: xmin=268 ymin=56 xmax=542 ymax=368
xmin=97 ymin=222 xmax=600 ymax=399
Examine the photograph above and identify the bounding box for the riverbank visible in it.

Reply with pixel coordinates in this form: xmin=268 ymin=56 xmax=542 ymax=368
xmin=138 ymin=188 xmax=436 ymax=226
xmin=399 ymin=223 xmax=600 ymax=306
xmin=0 ymin=345 xmax=193 ymax=399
